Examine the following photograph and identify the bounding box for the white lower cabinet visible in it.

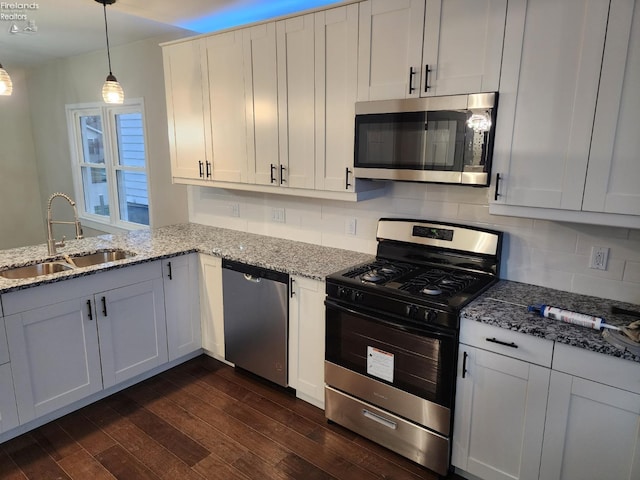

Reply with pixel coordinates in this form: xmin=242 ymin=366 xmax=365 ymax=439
xmin=539 ymin=345 xmax=640 ymax=480
xmin=288 ymin=275 xmax=325 ymax=408
xmin=453 ymin=320 xmax=553 ymax=480
xmin=0 ymin=316 xmax=19 ymax=433
xmin=163 ymin=254 xmax=202 ymax=360
xmin=199 ymin=254 xmax=225 ymax=361
xmin=4 ymin=261 xmax=167 ymax=425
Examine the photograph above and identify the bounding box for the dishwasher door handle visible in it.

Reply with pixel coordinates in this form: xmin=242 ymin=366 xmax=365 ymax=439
xmin=243 ymin=273 xmax=262 ymax=283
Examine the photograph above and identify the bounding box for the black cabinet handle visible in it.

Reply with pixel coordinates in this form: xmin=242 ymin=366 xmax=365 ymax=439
xmin=462 ymin=351 xmax=468 ymax=378
xmin=270 ymin=164 xmax=276 ymax=184
xmin=409 ymin=67 xmax=417 ymax=94
xmin=424 ymin=64 xmax=431 ymax=92
xmin=345 ymin=167 xmax=352 ymax=190
xmin=101 ymin=296 xmax=108 ymax=317
xmin=486 ymin=337 xmax=518 ymax=349
xmin=87 ymin=299 xmax=93 ymax=321
xmin=280 ymin=165 xmax=286 ymax=184
xmin=167 ymin=261 xmax=173 ymax=280
xmin=290 ymin=278 xmax=295 ymax=298
xmin=494 ymin=173 xmax=501 ymax=201
xmin=198 ymin=161 xmax=204 ymax=178
xmin=205 ymin=161 xmax=212 ymax=179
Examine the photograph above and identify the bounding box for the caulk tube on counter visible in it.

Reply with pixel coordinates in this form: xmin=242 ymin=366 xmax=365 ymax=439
xmin=528 ymin=304 xmax=621 ymax=331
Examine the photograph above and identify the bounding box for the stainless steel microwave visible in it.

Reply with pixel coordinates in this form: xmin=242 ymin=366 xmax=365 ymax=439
xmin=354 ymin=92 xmax=497 ymax=186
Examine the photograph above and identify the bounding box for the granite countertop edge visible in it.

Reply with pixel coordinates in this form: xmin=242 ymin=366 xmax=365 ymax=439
xmin=0 ymin=223 xmax=375 ymax=295
xmin=461 ymin=280 xmax=640 ymax=364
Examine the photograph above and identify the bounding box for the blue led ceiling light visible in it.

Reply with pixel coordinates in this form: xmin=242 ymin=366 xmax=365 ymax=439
xmin=179 ymin=0 xmax=345 ymax=33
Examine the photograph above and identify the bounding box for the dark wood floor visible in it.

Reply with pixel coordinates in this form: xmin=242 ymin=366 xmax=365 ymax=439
xmin=0 ymin=355 xmax=463 ymax=480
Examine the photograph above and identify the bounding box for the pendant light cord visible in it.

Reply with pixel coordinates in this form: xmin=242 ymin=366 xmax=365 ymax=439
xmin=102 ymin=2 xmax=113 ymax=75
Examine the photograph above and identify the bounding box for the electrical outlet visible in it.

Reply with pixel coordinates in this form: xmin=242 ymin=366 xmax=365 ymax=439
xmin=271 ymin=207 xmax=286 ymax=223
xmin=230 ymin=203 xmax=240 ymax=217
xmin=589 ymin=246 xmax=609 ymax=270
xmin=346 ymin=217 xmax=357 ymax=236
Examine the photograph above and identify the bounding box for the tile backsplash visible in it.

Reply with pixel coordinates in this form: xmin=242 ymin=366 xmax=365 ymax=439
xmin=188 ymin=183 xmax=640 ymax=304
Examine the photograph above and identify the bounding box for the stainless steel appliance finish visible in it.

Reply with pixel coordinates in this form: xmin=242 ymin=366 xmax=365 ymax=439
xmin=222 ymin=259 xmax=289 ymax=387
xmin=354 ymin=93 xmax=498 ymax=186
xmin=324 ymin=218 xmax=502 ymax=476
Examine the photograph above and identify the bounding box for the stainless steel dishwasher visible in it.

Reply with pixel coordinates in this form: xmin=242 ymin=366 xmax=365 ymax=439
xmin=222 ymin=259 xmax=289 ymax=387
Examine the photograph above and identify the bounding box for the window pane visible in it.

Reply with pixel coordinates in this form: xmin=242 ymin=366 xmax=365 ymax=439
xmin=79 ymin=115 xmax=104 ymax=164
xmin=116 ymin=170 xmax=149 ymax=225
xmin=115 ymin=113 xmax=145 ymax=167
xmin=81 ymin=166 xmax=109 ymax=217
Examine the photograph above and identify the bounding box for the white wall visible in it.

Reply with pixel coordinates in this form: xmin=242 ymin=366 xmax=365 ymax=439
xmin=188 ymin=183 xmax=640 ymax=304
xmin=0 ymin=69 xmax=46 ymax=249
xmin=26 ymin=33 xmax=189 ymax=236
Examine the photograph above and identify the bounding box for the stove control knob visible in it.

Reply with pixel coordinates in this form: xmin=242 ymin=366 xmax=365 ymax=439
xmin=405 ymin=304 xmax=418 ymax=318
xmin=337 ymin=287 xmax=349 ymax=299
xmin=351 ymin=291 xmax=364 ymax=302
xmin=424 ymin=310 xmax=437 ymax=322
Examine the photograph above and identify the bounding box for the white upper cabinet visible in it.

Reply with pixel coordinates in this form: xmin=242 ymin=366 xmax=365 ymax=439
xmin=277 ymin=14 xmax=317 ymax=190
xmin=162 ymin=39 xmax=209 ymax=181
xmin=205 ymin=30 xmax=249 ymax=183
xmin=244 ymin=23 xmax=280 ymax=187
xmin=491 ymin=0 xmax=640 ymax=227
xmin=357 ymin=0 xmax=426 ymax=100
xmin=315 ymin=4 xmax=360 ymax=192
xmin=582 ymin=0 xmax=640 ymax=216
xmin=357 ymin=0 xmax=506 ymax=101
xmin=421 ymin=0 xmax=506 ymax=96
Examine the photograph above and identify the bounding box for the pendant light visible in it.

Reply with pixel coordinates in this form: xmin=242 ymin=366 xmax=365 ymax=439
xmin=0 ymin=63 xmax=13 ymax=96
xmin=95 ymin=0 xmax=124 ymax=104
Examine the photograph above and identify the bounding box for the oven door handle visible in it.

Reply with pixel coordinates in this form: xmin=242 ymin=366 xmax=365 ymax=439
xmin=325 ymin=298 xmax=455 ymax=341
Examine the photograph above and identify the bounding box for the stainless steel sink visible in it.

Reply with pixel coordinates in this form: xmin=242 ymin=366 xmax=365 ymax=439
xmin=67 ymin=249 xmax=134 ymax=267
xmin=0 ymin=262 xmax=74 ymax=279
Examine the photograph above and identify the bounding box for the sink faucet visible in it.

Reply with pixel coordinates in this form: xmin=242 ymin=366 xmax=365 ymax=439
xmin=47 ymin=192 xmax=83 ymax=255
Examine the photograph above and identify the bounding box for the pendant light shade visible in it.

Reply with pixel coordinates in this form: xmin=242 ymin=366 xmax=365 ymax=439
xmin=0 ymin=63 xmax=13 ymax=96
xmin=96 ymin=0 xmax=124 ymax=104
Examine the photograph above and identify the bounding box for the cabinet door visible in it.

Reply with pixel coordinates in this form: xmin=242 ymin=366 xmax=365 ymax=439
xmin=199 ymin=255 xmax=225 ymax=361
xmin=452 ymin=345 xmax=549 ymax=480
xmin=97 ymin=279 xmax=168 ymax=389
xmin=492 ymin=0 xmax=610 ymax=209
xmin=540 ymin=371 xmax=640 ymax=480
xmin=0 ymin=363 xmax=19 ymax=433
xmin=583 ymin=0 xmax=640 ymax=215
xmin=288 ymin=276 xmax=325 ymax=408
xmin=205 ymin=31 xmax=249 ymax=183
xmin=163 ymin=255 xmax=201 ymax=361
xmin=421 ymin=0 xmax=506 ymax=96
xmin=314 ymin=4 xmax=359 ymax=193
xmin=244 ymin=23 xmax=280 ymax=187
xmin=162 ymin=40 xmax=209 ymax=180
xmin=357 ymin=0 xmax=425 ymax=101
xmin=5 ymin=298 xmax=102 ymax=423
xmin=277 ymin=14 xmax=316 ymax=189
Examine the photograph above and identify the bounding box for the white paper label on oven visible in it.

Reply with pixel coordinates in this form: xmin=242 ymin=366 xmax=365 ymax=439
xmin=367 ymin=346 xmax=394 ymax=382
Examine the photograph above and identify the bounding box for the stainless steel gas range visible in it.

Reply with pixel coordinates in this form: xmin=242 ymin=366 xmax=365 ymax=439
xmin=324 ymin=218 xmax=503 ymax=476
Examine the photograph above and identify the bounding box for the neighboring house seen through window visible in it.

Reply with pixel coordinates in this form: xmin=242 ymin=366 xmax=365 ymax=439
xmin=66 ymin=100 xmax=150 ymax=230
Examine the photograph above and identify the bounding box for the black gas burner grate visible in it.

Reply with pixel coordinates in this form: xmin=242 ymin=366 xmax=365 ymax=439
xmin=343 ymin=260 xmax=416 ymax=285
xmin=399 ymin=270 xmax=479 ymax=298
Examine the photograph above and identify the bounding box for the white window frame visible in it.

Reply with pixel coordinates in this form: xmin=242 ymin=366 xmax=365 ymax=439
xmin=66 ymin=99 xmax=151 ymax=233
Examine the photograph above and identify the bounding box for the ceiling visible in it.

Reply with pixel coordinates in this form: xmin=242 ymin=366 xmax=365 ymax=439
xmin=0 ymin=0 xmax=346 ymax=69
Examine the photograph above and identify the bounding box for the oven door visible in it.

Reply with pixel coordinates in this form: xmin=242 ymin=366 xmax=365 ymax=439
xmin=324 ymin=299 xmax=457 ymax=433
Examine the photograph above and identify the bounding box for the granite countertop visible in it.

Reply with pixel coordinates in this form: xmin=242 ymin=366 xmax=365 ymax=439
xmin=462 ymin=280 xmax=640 ymax=364
xmin=0 ymin=223 xmax=374 ymax=295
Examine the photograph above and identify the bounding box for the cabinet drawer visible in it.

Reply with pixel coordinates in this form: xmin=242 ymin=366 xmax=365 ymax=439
xmin=553 ymin=343 xmax=640 ymax=395
xmin=0 ymin=317 xmax=8 ymax=365
xmin=460 ymin=319 xmax=554 ymax=367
